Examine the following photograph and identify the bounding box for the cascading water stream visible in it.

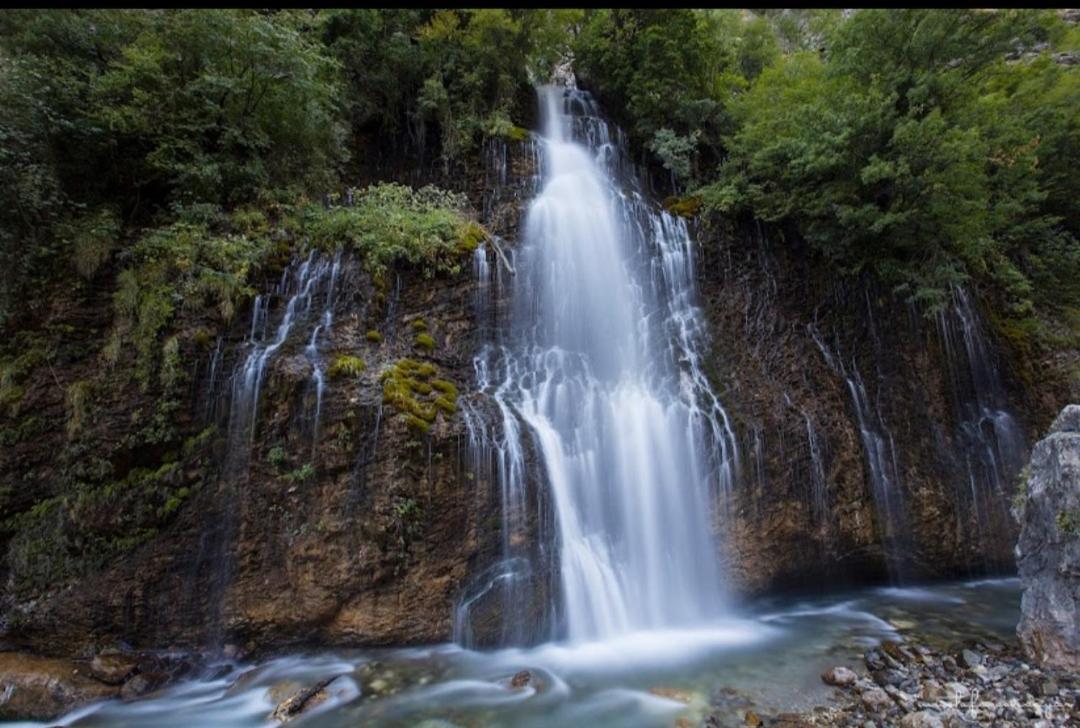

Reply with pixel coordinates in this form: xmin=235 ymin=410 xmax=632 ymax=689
xmin=462 ymin=85 xmax=738 ymax=645
xmin=809 ymin=323 xmax=910 ymax=580
xmin=223 ymin=250 xmax=341 ymax=468
xmin=936 ymin=286 xmax=1026 ymax=571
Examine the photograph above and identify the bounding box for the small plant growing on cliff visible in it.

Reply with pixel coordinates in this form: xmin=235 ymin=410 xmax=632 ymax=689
xmin=393 ymin=496 xmax=423 ymax=545
xmin=65 ymin=379 xmax=93 ymax=437
xmin=1057 ymin=510 xmax=1078 ymax=536
xmin=267 ymin=446 xmax=289 ymax=471
xmin=410 ymin=318 xmax=428 ymax=332
xmin=327 ymin=354 xmax=366 ymax=379
xmin=285 ymin=462 xmax=316 ymax=484
xmin=365 ymin=330 xmax=383 ymax=344
xmin=1012 ymin=465 xmax=1031 ymax=519
xmin=414 ymin=333 xmax=436 ymax=351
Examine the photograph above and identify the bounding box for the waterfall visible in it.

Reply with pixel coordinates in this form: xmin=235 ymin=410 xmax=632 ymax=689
xmin=809 ymin=323 xmax=910 ymax=580
xmin=460 ymin=85 xmax=737 ymax=644
xmin=936 ymin=287 xmax=1026 ymax=571
xmin=223 ymin=251 xmax=340 ymax=467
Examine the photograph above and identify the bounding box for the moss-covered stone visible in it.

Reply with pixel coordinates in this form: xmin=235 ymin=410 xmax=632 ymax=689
xmin=663 ymin=195 xmax=702 ymax=218
xmin=380 ymin=358 xmax=459 ymax=436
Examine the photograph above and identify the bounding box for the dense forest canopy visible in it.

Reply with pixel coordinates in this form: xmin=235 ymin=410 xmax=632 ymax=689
xmin=1 ymin=8 xmax=1077 ymax=363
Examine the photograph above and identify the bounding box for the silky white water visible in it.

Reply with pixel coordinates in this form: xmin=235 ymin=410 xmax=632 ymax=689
xmin=466 ymin=85 xmax=738 ymax=643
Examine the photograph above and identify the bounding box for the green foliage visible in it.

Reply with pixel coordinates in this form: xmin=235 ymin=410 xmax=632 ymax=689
xmin=650 ymin=128 xmax=700 ymax=184
xmin=327 ymin=354 xmax=366 ymax=379
xmin=414 ymin=333 xmax=436 ymax=351
xmin=4 ymin=459 xmax=189 ymax=595
xmin=324 ymin=9 xmax=572 ymax=164
xmin=705 ymin=9 xmax=1078 ymax=322
xmin=573 ymin=10 xmax=747 ymax=181
xmin=110 ymin=211 xmax=272 ymax=387
xmin=0 ymin=10 xmax=348 ymax=325
xmin=182 ymin=425 xmax=216 ymax=457
xmin=300 ymin=183 xmax=480 ymax=278
xmin=365 ymin=329 xmax=384 ymax=344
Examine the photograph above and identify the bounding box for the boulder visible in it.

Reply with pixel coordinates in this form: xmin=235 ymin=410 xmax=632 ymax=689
xmin=958 ymin=649 xmax=983 ymax=669
xmin=89 ymin=651 xmax=138 ymax=685
xmin=821 ymin=666 xmax=858 ymax=688
xmin=0 ymin=652 xmax=118 ymax=721
xmin=119 ymin=671 xmax=169 ymax=701
xmin=1014 ymin=404 xmax=1080 ymax=670
xmin=859 ymin=686 xmax=893 ymax=712
xmin=268 ymin=676 xmax=340 ymax=724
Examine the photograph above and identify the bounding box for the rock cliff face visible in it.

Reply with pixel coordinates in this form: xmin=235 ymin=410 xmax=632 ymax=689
xmin=695 ymin=219 xmax=1051 ymax=595
xmin=0 ymin=133 xmax=1071 ymax=659
xmin=1015 ymin=404 xmax=1080 ymax=670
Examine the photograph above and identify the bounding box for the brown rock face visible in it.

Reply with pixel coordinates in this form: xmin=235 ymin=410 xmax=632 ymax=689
xmin=697 ymin=220 xmax=1047 ymax=594
xmin=0 ymin=652 xmax=118 ymax=721
xmin=0 ymin=132 xmax=1064 ymax=665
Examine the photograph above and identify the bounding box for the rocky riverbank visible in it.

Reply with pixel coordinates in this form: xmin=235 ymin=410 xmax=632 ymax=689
xmin=736 ymin=638 xmax=1079 ymax=728
xmin=0 ymin=648 xmax=210 ymax=721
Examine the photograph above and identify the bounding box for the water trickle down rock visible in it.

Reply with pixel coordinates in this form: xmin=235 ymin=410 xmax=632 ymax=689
xmin=1014 ymin=404 xmax=1080 ymax=670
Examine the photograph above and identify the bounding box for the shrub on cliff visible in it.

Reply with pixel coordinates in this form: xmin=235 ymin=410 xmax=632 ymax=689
xmin=300 ymin=183 xmax=484 ymax=279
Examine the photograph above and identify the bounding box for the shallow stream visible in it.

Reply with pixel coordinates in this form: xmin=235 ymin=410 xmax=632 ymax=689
xmin=15 ymin=578 xmax=1021 ymax=728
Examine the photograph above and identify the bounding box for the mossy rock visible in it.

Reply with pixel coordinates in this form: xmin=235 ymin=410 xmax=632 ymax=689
xmin=380 ymin=358 xmax=460 ymax=435
xmin=663 ymin=195 xmax=702 ymax=218
xmin=431 ymin=379 xmax=458 ymax=398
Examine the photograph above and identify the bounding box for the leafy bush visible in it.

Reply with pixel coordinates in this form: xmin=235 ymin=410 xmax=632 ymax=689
xmin=301 ymin=183 xmax=482 ymax=278
xmin=109 ymin=213 xmax=272 ymax=388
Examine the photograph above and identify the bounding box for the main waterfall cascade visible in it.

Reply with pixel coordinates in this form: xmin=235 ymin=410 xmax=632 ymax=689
xmin=458 ymin=85 xmax=740 ymax=646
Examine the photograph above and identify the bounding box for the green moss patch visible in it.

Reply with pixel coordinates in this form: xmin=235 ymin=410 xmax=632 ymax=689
xmin=380 ymin=358 xmax=459 ymax=436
